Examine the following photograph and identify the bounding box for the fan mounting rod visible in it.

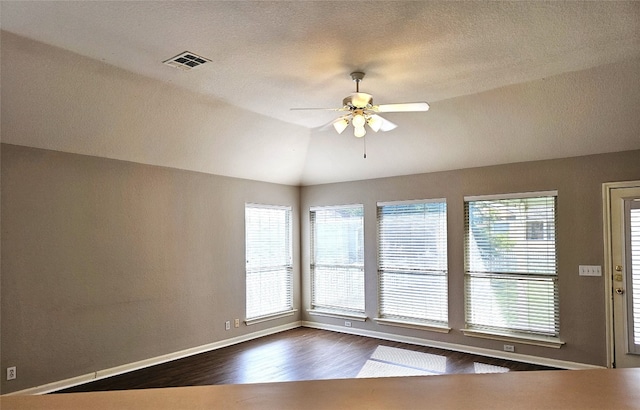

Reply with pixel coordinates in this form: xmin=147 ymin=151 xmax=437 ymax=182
xmin=351 ymin=71 xmax=365 ymax=92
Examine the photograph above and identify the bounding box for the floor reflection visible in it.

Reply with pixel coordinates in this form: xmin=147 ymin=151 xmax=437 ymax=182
xmin=235 ymin=340 xmax=292 ymax=383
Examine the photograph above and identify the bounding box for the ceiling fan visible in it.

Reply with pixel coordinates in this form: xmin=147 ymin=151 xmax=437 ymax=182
xmin=292 ymin=72 xmax=429 ymax=138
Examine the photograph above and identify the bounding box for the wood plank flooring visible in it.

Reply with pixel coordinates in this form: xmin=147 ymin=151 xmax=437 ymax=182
xmin=57 ymin=327 xmax=557 ymax=393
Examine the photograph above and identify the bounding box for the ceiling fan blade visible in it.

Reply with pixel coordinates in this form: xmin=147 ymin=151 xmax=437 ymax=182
xmin=379 ymin=115 xmax=398 ymax=132
xmin=372 ymin=102 xmax=430 ymax=113
xmin=290 ymin=107 xmax=348 ymax=111
xmin=309 ymin=116 xmax=349 ymax=132
xmin=368 ymin=114 xmax=397 ymax=132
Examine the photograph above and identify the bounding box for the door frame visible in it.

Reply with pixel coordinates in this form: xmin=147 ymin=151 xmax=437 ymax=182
xmin=603 ymin=180 xmax=640 ymax=368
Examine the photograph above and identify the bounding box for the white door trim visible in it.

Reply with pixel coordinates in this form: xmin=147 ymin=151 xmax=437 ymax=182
xmin=603 ymin=180 xmax=640 ymax=368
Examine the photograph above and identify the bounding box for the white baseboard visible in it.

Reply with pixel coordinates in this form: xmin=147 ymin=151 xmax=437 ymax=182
xmin=6 ymin=320 xmax=605 ymax=396
xmin=5 ymin=322 xmax=301 ymax=396
xmin=302 ymin=321 xmax=606 ymax=371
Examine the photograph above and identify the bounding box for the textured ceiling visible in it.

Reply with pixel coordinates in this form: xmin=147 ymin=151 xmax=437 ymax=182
xmin=1 ymin=1 xmax=639 ymax=185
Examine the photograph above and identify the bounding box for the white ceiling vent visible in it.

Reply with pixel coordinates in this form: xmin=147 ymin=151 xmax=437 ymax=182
xmin=163 ymin=51 xmax=211 ymax=71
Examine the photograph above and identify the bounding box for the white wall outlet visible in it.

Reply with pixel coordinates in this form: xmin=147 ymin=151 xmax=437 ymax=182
xmin=225 ymin=320 xmax=231 ymax=331
xmin=344 ymin=321 xmax=352 ymax=327
xmin=503 ymin=344 xmax=515 ymax=352
xmin=7 ymin=366 xmax=16 ymax=381
xmin=234 ymin=319 xmax=240 ymax=328
xmin=579 ymin=265 xmax=602 ymax=276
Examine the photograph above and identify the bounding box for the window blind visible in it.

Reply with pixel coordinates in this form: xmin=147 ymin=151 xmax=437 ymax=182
xmin=464 ymin=194 xmax=559 ymax=337
xmin=310 ymin=205 xmax=365 ymax=313
xmin=377 ymin=200 xmax=448 ymax=325
xmin=245 ymin=205 xmax=292 ymax=320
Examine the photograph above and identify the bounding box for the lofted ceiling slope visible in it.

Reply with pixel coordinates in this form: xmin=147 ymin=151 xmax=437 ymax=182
xmin=1 ymin=1 xmax=639 ymax=186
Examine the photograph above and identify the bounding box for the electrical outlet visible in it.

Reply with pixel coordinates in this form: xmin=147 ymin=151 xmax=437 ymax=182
xmin=225 ymin=320 xmax=231 ymax=331
xmin=579 ymin=265 xmax=602 ymax=276
xmin=503 ymin=344 xmax=515 ymax=352
xmin=344 ymin=321 xmax=352 ymax=327
xmin=7 ymin=366 xmax=16 ymax=381
xmin=234 ymin=319 xmax=240 ymax=328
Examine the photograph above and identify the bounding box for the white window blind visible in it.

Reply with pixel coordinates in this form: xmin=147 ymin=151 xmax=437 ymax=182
xmin=378 ymin=200 xmax=448 ymax=325
xmin=628 ymin=203 xmax=640 ymax=351
xmin=310 ymin=205 xmax=365 ymax=314
xmin=245 ymin=204 xmax=292 ymax=320
xmin=464 ymin=194 xmax=559 ymax=338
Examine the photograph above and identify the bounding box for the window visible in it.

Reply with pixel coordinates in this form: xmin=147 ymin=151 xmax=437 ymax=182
xmin=310 ymin=205 xmax=365 ymax=316
xmin=245 ymin=204 xmax=293 ymax=322
xmin=464 ymin=192 xmax=559 ymax=342
xmin=377 ymin=200 xmax=448 ymax=328
xmin=627 ymin=201 xmax=640 ymax=352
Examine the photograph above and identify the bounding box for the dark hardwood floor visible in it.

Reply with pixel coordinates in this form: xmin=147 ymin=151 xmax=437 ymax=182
xmin=57 ymin=327 xmax=557 ymax=393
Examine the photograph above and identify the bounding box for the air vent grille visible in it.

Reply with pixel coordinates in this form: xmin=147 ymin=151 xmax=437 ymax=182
xmin=163 ymin=51 xmax=211 ymax=71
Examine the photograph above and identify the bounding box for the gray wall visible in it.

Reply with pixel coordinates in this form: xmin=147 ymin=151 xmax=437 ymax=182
xmin=1 ymin=144 xmax=301 ymax=393
xmin=3 ymin=144 xmax=640 ymax=394
xmin=300 ymin=149 xmax=640 ymax=367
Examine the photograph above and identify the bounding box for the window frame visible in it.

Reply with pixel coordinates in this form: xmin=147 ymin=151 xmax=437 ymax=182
xmin=462 ymin=191 xmax=563 ymax=348
xmin=374 ymin=199 xmax=450 ymax=333
xmin=244 ymin=203 xmax=296 ymax=325
xmin=309 ymin=204 xmax=366 ymax=319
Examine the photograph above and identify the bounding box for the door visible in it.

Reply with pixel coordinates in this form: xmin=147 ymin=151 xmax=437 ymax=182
xmin=607 ymin=183 xmax=640 ymax=368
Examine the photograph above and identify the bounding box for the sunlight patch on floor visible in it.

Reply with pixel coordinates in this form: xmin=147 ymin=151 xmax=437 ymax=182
xmin=356 ymin=345 xmax=445 ymax=378
xmin=356 ymin=345 xmax=510 ymax=378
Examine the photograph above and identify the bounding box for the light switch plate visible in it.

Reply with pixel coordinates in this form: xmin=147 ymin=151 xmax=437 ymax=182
xmin=579 ymin=265 xmax=602 ymax=276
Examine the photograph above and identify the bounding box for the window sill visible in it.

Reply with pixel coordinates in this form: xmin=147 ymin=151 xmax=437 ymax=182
xmin=462 ymin=328 xmax=565 ymax=349
xmin=307 ymin=309 xmax=367 ymax=322
xmin=374 ymin=318 xmax=451 ymax=333
xmin=245 ymin=309 xmax=297 ymax=326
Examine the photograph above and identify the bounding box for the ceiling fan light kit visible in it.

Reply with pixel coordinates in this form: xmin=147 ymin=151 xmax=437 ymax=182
xmin=332 ymin=117 xmax=350 ymax=134
xmin=293 ymin=71 xmax=430 ymax=139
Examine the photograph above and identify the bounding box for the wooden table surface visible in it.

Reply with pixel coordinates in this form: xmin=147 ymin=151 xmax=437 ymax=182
xmin=3 ymin=368 xmax=639 ymax=409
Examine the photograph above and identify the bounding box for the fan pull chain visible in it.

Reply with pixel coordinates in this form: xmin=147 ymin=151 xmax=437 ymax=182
xmin=363 ymin=136 xmax=367 ymax=159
